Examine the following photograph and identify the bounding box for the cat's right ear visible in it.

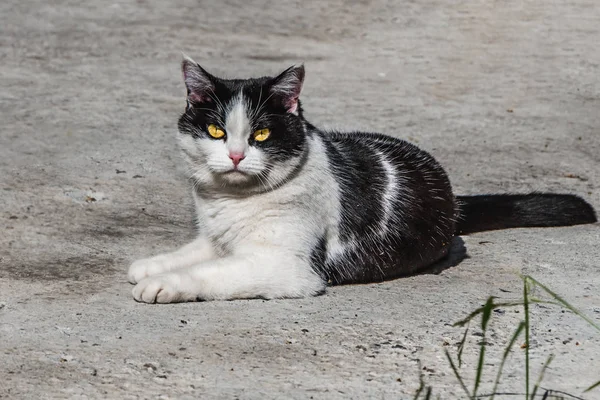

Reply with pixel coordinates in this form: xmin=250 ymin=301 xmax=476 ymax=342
xmin=181 ymin=55 xmax=215 ymax=105
xmin=269 ymin=65 xmax=305 ymax=114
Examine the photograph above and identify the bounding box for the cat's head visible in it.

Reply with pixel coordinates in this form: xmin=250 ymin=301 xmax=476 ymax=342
xmin=177 ymin=55 xmax=308 ymax=193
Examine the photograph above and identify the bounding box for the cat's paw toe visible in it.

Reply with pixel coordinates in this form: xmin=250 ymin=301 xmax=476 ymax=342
xmin=132 ymin=274 xmax=196 ymax=304
xmin=128 ymin=258 xmax=166 ymax=284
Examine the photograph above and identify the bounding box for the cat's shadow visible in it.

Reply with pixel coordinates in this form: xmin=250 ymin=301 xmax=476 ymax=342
xmin=418 ymin=236 xmax=469 ymax=276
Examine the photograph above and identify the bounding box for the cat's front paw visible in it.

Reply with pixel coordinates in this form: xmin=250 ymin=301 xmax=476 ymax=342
xmin=128 ymin=256 xmax=169 ymax=284
xmin=132 ymin=273 xmax=197 ymax=304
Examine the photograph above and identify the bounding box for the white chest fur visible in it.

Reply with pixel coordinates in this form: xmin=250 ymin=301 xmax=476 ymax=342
xmin=194 ymin=136 xmax=342 ymax=259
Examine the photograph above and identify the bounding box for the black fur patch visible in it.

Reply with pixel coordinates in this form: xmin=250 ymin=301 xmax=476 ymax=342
xmin=309 ymin=235 xmax=328 ymax=281
xmin=456 ymin=193 xmax=597 ymax=234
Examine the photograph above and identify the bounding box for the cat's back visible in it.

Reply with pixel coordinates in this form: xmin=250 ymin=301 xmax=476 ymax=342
xmin=319 ymin=130 xmax=449 ymax=184
xmin=313 ymin=129 xmax=457 ymax=282
xmin=323 ymin=130 xmax=435 ymax=166
xmin=321 ymin=130 xmax=455 ymax=214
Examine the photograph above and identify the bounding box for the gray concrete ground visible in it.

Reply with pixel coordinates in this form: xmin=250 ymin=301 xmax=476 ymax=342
xmin=1 ymin=0 xmax=599 ymax=398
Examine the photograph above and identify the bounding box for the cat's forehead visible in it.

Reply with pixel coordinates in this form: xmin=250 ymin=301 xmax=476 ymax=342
xmin=219 ymin=77 xmax=271 ymax=97
xmin=208 ymin=78 xmax=273 ymax=118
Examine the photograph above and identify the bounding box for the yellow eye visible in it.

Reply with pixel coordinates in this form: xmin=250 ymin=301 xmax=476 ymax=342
xmin=253 ymin=128 xmax=271 ymax=142
xmin=207 ymin=124 xmax=225 ymax=139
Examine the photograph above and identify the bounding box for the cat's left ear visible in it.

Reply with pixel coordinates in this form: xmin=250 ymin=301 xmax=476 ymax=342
xmin=181 ymin=54 xmax=215 ymax=105
xmin=269 ymin=65 xmax=305 ymax=114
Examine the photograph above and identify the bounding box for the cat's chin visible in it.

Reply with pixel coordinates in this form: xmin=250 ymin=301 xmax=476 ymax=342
xmin=215 ymin=170 xmax=259 ymax=187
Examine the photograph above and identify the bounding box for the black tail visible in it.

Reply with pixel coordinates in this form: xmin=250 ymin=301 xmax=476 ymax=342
xmin=455 ymin=193 xmax=597 ymax=235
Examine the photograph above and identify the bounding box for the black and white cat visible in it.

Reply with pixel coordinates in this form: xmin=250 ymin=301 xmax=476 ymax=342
xmin=128 ymin=56 xmax=597 ymax=303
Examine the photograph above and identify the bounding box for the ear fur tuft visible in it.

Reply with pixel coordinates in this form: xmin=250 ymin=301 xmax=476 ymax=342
xmin=270 ymin=65 xmax=305 ymax=113
xmin=181 ymin=55 xmax=215 ymax=104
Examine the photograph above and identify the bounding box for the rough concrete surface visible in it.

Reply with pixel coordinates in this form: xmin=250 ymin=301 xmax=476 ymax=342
xmin=1 ymin=0 xmax=599 ymax=399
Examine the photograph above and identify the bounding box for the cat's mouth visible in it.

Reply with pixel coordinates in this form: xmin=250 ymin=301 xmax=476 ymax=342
xmin=223 ymin=168 xmax=249 ymax=176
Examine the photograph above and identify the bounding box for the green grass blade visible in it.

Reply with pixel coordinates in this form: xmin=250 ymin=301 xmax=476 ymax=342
xmin=530 ymin=354 xmax=554 ymax=400
xmin=444 ymin=349 xmax=472 ymax=399
xmin=490 ymin=321 xmax=525 ymax=400
xmin=525 ymin=275 xmax=600 ymax=395
xmin=413 ymin=360 xmax=426 ymax=400
xmin=453 ymin=299 xmax=555 ymax=328
xmin=523 ymin=278 xmax=531 ymax=399
xmin=526 ymin=275 xmax=600 ymax=332
xmin=584 ymin=380 xmax=600 ymax=393
xmin=480 ymin=297 xmax=495 ymax=331
xmin=453 ymin=300 xmax=521 ymax=327
xmin=457 ymin=324 xmax=469 ymax=368
xmin=473 ymin=297 xmax=495 ymax=397
xmin=423 ymin=386 xmax=432 ymax=400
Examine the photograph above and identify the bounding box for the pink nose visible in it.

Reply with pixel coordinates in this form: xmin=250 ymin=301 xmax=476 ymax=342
xmin=228 ymin=152 xmax=245 ymax=167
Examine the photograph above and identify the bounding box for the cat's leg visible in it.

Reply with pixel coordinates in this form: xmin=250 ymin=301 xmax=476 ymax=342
xmin=131 ymin=251 xmax=325 ymax=303
xmin=128 ymin=236 xmax=216 ymax=284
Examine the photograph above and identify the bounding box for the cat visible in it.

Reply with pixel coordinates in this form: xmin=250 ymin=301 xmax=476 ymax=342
xmin=127 ymin=56 xmax=597 ymax=303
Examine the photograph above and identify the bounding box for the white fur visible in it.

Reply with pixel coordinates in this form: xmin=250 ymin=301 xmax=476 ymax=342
xmin=130 ymin=127 xmax=343 ymax=302
xmin=224 ymin=95 xmax=251 ymax=154
xmin=377 ymin=150 xmax=397 ymax=235
xmin=128 ymin=236 xmax=216 ymax=284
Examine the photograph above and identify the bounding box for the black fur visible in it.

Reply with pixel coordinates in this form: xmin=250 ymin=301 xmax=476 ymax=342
xmin=455 ymin=194 xmax=597 ymax=234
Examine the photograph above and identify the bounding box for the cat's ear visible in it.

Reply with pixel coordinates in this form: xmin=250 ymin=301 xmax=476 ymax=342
xmin=181 ymin=55 xmax=215 ymax=105
xmin=269 ymin=65 xmax=305 ymax=113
